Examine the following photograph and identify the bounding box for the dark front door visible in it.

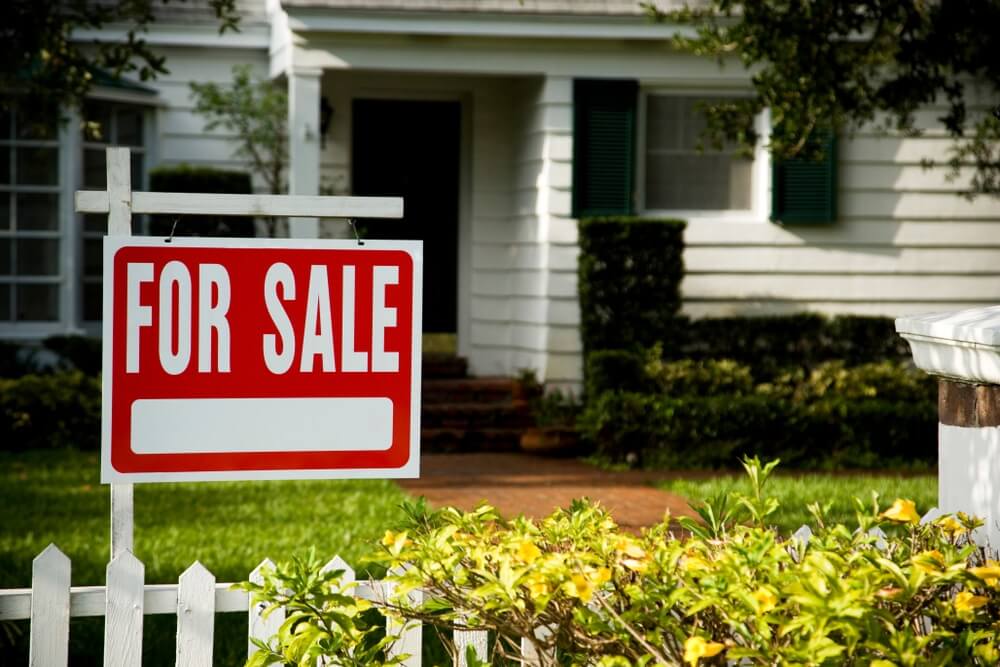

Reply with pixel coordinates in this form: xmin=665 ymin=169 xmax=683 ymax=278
xmin=352 ymin=99 xmax=461 ymax=333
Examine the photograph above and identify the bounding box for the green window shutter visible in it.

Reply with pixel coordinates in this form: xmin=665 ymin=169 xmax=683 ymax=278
xmin=770 ymin=130 xmax=837 ymax=224
xmin=572 ymin=79 xmax=638 ymax=218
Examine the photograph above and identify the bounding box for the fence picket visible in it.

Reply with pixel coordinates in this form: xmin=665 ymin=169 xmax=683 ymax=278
xmin=248 ymin=558 xmax=282 ymax=659
xmin=104 ymin=551 xmax=145 ymax=667
xmin=920 ymin=507 xmax=943 ymax=525
xmin=385 ymin=567 xmax=423 ymax=667
xmin=176 ymin=562 xmax=215 ymax=667
xmin=29 ymin=544 xmax=71 ymax=667
xmin=454 ymin=627 xmax=489 ymax=667
xmin=520 ymin=625 xmax=554 ymax=666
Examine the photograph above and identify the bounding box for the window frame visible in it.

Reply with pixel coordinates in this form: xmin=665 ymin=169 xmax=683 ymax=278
xmin=0 ymin=105 xmax=68 ymax=334
xmin=636 ymin=87 xmax=772 ymax=224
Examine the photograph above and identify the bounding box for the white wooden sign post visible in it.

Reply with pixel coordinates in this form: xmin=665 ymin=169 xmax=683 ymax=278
xmin=75 ymin=147 xmax=410 ymax=560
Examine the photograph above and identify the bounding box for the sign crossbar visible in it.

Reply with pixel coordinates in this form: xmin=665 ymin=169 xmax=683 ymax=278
xmin=76 ymin=190 xmax=403 ymax=219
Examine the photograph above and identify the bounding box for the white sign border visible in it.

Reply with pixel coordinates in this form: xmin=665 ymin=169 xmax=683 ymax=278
xmin=101 ymin=236 xmax=423 ymax=483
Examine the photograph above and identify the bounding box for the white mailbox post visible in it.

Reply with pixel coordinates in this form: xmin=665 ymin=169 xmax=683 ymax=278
xmin=897 ymin=306 xmax=1000 ymax=552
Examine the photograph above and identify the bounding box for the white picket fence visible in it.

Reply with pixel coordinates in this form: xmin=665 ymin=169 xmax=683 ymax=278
xmin=0 ymin=544 xmax=554 ymax=667
xmin=0 ymin=509 xmax=957 ymax=665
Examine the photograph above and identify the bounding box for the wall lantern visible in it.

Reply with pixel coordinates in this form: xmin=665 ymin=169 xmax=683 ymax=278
xmin=320 ymin=97 xmax=334 ymax=148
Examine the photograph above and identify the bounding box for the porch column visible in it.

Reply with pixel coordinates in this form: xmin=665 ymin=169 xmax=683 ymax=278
xmin=287 ymin=67 xmax=321 ymax=238
xmin=897 ymin=306 xmax=1000 ymax=553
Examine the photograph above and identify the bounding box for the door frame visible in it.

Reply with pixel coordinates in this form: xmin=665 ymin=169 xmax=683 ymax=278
xmin=348 ymin=88 xmax=472 ymax=352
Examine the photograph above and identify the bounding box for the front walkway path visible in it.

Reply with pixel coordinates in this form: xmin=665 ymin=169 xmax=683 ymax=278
xmin=399 ymin=453 xmax=698 ymax=531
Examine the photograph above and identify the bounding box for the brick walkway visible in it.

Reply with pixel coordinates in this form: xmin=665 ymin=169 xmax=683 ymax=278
xmin=399 ymin=453 xmax=698 ymax=531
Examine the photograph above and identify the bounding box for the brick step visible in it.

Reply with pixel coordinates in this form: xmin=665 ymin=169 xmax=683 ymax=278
xmin=421 ymin=402 xmax=533 ymax=429
xmin=422 ymin=377 xmax=515 ymax=404
xmin=423 ymin=354 xmax=468 ymax=380
xmin=421 ymin=427 xmax=523 ymax=453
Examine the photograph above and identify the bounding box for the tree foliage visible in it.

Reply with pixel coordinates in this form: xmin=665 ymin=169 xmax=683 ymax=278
xmin=189 ymin=65 xmax=288 ymax=197
xmin=646 ymin=0 xmax=1000 ymax=197
xmin=2 ymin=1 xmax=239 ymax=120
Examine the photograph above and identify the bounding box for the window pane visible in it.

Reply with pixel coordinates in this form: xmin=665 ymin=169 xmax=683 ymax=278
xmin=644 ymin=94 xmax=753 ymax=211
xmin=131 ymin=153 xmax=143 ymax=188
xmin=117 ymin=108 xmax=144 ymax=146
xmin=16 ymin=108 xmax=58 ymax=141
xmin=16 ymin=284 xmax=58 ymax=321
xmin=83 ymin=238 xmax=103 ymax=277
xmin=83 ymin=282 xmax=102 ymax=322
xmin=84 ymin=149 xmax=106 ymax=188
xmin=83 ymin=213 xmax=105 ymax=233
xmin=16 ymin=147 xmax=59 ymax=185
xmin=15 ymin=238 xmax=60 ymax=276
xmin=0 ymin=238 xmax=10 ymax=274
xmin=17 ymin=193 xmax=59 ymax=231
xmin=0 ymin=107 xmax=11 ymax=139
xmin=82 ymin=102 xmax=113 ymax=142
xmin=0 ymin=192 xmax=9 ymax=230
xmin=0 ymin=285 xmax=9 ymax=320
xmin=645 ymin=154 xmax=752 ymax=210
xmin=0 ymin=146 xmax=9 ymax=184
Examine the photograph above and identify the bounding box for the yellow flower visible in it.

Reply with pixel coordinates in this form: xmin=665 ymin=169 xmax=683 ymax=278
xmin=566 ymin=574 xmax=595 ymax=602
xmin=937 ymin=516 xmax=967 ymax=536
xmin=970 ymin=560 xmax=1000 ymax=587
xmin=381 ymin=530 xmax=398 ymax=547
xmin=912 ymin=550 xmax=946 ymax=574
xmin=955 ymin=590 xmax=989 ymax=617
xmin=683 ymin=636 xmax=725 ymax=665
xmin=595 ymin=567 xmax=612 ymax=585
xmin=515 ymin=539 xmax=542 ymax=564
xmin=682 ymin=556 xmax=711 ymax=573
xmin=751 ymin=587 xmax=778 ymax=613
xmin=615 ymin=537 xmax=647 ymax=559
xmin=880 ymin=498 xmax=920 ymax=524
xmin=524 ymin=574 xmax=549 ymax=599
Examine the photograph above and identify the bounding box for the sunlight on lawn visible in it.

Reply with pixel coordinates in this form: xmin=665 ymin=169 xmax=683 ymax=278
xmin=661 ymin=473 xmax=938 ymax=534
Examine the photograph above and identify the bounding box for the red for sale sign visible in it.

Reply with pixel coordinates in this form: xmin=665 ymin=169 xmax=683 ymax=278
xmin=101 ymin=237 xmax=422 ymax=483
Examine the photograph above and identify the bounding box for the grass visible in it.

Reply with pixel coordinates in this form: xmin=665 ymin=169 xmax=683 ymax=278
xmin=0 ymin=448 xmax=412 ymax=665
xmin=660 ymin=472 xmax=938 ymax=535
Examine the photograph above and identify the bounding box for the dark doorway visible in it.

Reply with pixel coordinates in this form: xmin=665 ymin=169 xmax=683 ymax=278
xmin=352 ymin=99 xmax=461 ymax=333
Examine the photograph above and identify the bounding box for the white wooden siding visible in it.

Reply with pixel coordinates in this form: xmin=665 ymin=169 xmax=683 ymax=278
xmin=149 ymin=47 xmax=272 ymax=180
xmin=683 ymin=105 xmax=1000 ymax=317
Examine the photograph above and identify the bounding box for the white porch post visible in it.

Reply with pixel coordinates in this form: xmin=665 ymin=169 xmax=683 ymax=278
xmin=897 ymin=307 xmax=1000 ymax=553
xmin=287 ymin=67 xmax=322 ymax=238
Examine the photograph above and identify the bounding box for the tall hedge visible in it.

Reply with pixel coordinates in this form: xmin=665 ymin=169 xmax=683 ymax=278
xmin=577 ymin=217 xmax=685 ymax=354
xmin=149 ymin=164 xmax=255 ymax=238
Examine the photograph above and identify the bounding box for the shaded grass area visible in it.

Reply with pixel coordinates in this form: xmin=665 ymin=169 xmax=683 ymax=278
xmin=0 ymin=449 xmax=411 ymax=665
xmin=660 ymin=473 xmax=938 ymax=535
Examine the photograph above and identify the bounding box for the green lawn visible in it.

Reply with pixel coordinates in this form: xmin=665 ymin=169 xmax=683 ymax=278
xmin=660 ymin=473 xmax=938 ymax=535
xmin=0 ymin=449 xmax=412 ymax=665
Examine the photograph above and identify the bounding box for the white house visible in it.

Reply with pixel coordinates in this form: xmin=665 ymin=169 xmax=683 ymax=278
xmin=3 ymin=0 xmax=999 ymax=386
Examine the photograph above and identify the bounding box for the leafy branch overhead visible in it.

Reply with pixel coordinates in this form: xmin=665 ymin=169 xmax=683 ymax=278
xmin=2 ymin=1 xmax=239 ymax=117
xmin=646 ymin=0 xmax=1000 ymax=197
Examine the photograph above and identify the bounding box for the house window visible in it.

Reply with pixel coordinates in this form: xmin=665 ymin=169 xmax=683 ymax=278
xmin=80 ymin=101 xmax=147 ymax=322
xmin=641 ymin=94 xmax=759 ymax=215
xmin=0 ymin=106 xmax=62 ymax=322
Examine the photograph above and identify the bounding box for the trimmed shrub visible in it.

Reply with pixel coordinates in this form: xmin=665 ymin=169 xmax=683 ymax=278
xmin=578 ymin=390 xmax=936 ymax=469
xmin=577 ymin=217 xmax=685 ymax=355
xmin=42 ymin=335 xmax=102 ymax=375
xmin=585 ymin=349 xmax=652 ymax=396
xmin=659 ymin=314 xmax=911 ymax=377
xmin=0 ymin=371 xmax=101 ymax=451
xmin=148 ymin=164 xmax=255 ymax=237
xmin=645 ymin=353 xmax=755 ymax=397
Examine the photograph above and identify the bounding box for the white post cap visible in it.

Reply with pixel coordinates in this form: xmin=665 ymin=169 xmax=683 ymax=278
xmin=896 ymin=305 xmax=1000 ymax=384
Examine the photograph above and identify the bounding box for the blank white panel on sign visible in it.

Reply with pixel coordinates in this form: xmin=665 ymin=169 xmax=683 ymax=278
xmin=130 ymin=398 xmax=393 ymax=454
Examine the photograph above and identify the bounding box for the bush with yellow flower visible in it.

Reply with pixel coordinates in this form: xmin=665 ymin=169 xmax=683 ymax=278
xmin=246 ymin=457 xmax=1000 ymax=666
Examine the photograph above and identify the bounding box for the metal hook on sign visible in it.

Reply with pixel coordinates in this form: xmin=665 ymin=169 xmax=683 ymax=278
xmin=164 ymin=218 xmax=179 ymax=243
xmin=348 ymin=218 xmax=365 ymax=246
